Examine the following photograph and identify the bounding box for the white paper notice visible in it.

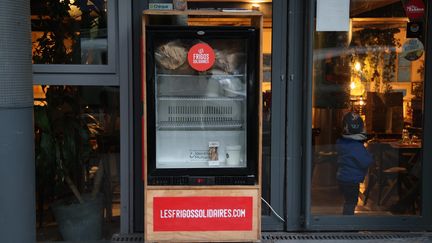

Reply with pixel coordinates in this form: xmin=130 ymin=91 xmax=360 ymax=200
xmin=316 ymin=0 xmax=350 ymax=32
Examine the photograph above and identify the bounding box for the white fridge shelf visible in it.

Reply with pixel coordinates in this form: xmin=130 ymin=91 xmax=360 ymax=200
xmin=156 ymin=95 xmax=245 ymax=130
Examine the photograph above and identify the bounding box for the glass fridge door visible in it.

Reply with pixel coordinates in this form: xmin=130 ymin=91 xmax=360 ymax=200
xmin=154 ymin=38 xmax=249 ymax=169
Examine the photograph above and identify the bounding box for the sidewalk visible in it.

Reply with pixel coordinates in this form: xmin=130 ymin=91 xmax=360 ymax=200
xmin=39 ymin=232 xmax=432 ymax=243
xmin=108 ymin=232 xmax=432 ymax=243
xmin=260 ymin=232 xmax=432 ymax=243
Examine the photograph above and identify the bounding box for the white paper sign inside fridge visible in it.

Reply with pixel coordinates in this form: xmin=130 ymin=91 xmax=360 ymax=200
xmin=316 ymin=0 xmax=350 ymax=32
xmin=189 ymin=149 xmax=209 ymax=162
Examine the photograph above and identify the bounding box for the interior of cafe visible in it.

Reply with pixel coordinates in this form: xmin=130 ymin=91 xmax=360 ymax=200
xmin=311 ymin=0 xmax=425 ymax=216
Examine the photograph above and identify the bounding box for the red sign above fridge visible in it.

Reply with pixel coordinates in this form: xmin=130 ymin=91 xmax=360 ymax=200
xmin=187 ymin=43 xmax=215 ymax=71
xmin=403 ymin=0 xmax=425 ymax=20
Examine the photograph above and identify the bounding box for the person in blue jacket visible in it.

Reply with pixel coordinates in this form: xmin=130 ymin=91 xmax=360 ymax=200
xmin=336 ymin=112 xmax=373 ymax=215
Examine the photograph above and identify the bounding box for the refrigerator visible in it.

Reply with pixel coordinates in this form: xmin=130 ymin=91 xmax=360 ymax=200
xmin=145 ymin=26 xmax=259 ymax=185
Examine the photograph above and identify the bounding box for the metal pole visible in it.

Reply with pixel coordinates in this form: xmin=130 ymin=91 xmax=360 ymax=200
xmin=0 ymin=1 xmax=35 ymax=242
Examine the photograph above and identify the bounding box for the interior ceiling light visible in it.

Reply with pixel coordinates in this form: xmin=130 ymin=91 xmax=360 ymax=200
xmin=354 ymin=62 xmax=361 ymax=71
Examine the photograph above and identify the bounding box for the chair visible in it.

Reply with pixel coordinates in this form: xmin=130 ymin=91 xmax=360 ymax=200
xmin=386 ymin=152 xmax=422 ymax=214
xmin=380 ymin=151 xmax=420 ymax=208
xmin=364 ymin=142 xmax=420 ymax=208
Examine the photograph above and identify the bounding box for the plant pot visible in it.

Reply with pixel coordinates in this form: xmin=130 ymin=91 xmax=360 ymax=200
xmin=52 ymin=194 xmax=104 ymax=241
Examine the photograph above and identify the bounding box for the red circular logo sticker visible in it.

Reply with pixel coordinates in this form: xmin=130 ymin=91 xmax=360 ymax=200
xmin=404 ymin=0 xmax=425 ymax=20
xmin=187 ymin=43 xmax=215 ymax=71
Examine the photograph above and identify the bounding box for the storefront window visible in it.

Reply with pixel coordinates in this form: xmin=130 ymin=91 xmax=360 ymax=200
xmin=34 ymin=85 xmax=120 ymax=240
xmin=31 ymin=0 xmax=108 ymax=64
xmin=311 ymin=0 xmax=425 ymax=216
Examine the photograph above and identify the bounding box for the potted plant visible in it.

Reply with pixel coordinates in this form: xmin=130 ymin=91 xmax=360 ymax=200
xmin=32 ymin=0 xmax=109 ymax=240
xmin=34 ymin=86 xmax=105 ymax=240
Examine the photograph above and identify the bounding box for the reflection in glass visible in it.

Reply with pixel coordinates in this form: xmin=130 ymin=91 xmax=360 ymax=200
xmin=34 ymin=86 xmax=119 ymax=241
xmin=311 ymin=0 xmax=425 ymax=216
xmin=31 ymin=0 xmax=108 ymax=64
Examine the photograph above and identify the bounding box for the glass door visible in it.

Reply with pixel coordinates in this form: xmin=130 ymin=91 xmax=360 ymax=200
xmin=154 ymin=38 xmax=248 ymax=169
xmin=145 ymin=27 xmax=260 ymax=182
xmin=307 ymin=0 xmax=430 ymax=230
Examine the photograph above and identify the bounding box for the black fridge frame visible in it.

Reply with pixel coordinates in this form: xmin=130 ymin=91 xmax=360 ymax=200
xmin=145 ymin=26 xmax=260 ymax=185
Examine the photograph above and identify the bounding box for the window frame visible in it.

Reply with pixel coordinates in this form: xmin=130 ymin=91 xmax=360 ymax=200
xmin=303 ymin=0 xmax=432 ymax=230
xmin=261 ymin=0 xmax=287 ymax=231
xmin=32 ymin=0 xmax=118 ymax=74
